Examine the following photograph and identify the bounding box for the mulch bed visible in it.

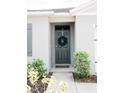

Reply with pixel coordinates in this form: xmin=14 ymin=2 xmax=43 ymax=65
xmin=27 ymin=72 xmax=53 ymax=93
xmin=73 ymin=73 xmax=97 ymax=83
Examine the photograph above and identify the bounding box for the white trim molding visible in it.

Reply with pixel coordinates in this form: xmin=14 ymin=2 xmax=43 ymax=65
xmin=49 ymin=16 xmax=75 ymax=23
xmin=27 ymin=11 xmax=54 ymax=16
xmin=70 ymin=0 xmax=96 ymax=15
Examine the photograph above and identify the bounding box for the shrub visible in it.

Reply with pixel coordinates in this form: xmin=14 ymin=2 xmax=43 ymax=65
xmin=73 ymin=51 xmax=90 ymax=78
xmin=28 ymin=68 xmax=39 ymax=85
xmin=27 ymin=59 xmax=47 ymax=93
xmin=27 ymin=59 xmax=47 ymax=80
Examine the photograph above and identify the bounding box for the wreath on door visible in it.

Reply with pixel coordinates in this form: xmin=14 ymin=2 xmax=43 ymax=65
xmin=58 ymin=36 xmax=68 ymax=46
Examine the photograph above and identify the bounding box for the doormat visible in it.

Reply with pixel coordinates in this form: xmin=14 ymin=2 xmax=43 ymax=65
xmin=56 ymin=65 xmax=69 ymax=68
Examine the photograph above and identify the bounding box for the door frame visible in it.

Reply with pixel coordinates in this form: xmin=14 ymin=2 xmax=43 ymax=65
xmin=50 ymin=23 xmax=75 ymax=67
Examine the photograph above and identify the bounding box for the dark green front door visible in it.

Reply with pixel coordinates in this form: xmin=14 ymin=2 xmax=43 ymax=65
xmin=55 ymin=25 xmax=70 ymax=64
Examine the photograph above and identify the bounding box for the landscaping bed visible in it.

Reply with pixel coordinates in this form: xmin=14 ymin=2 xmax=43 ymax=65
xmin=27 ymin=72 xmax=53 ymax=93
xmin=73 ymin=73 xmax=97 ymax=83
xmin=27 ymin=59 xmax=53 ymax=93
xmin=73 ymin=51 xmax=97 ymax=83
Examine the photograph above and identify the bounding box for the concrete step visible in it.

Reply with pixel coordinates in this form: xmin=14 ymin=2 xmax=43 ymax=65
xmin=50 ymin=67 xmax=74 ymax=73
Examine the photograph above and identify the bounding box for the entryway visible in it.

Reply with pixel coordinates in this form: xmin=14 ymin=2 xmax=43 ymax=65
xmin=50 ymin=23 xmax=75 ymax=68
xmin=55 ymin=25 xmax=70 ymax=65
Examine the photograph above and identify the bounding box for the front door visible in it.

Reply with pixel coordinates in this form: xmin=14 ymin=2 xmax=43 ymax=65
xmin=55 ymin=25 xmax=70 ymax=64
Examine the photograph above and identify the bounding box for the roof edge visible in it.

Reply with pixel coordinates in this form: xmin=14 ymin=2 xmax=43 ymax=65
xmin=70 ymin=0 xmax=96 ymax=13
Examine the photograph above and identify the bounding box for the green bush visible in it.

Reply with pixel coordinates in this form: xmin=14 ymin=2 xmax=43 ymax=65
xmin=27 ymin=59 xmax=47 ymax=79
xmin=73 ymin=51 xmax=90 ymax=78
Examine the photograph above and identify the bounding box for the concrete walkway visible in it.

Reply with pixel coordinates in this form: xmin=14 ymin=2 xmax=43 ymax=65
xmin=75 ymin=83 xmax=97 ymax=93
xmin=47 ymin=72 xmax=77 ymax=93
xmin=47 ymin=72 xmax=97 ymax=93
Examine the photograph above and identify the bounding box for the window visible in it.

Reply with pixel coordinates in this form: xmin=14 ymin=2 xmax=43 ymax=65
xmin=55 ymin=25 xmax=70 ymax=30
xmin=27 ymin=23 xmax=32 ymax=56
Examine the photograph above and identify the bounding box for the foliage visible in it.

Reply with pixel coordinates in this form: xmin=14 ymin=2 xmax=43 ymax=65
xmin=27 ymin=72 xmax=68 ymax=93
xmin=42 ymin=76 xmax=56 ymax=86
xmin=28 ymin=68 xmax=39 ymax=85
xmin=27 ymin=59 xmax=68 ymax=93
xmin=73 ymin=51 xmax=90 ymax=78
xmin=27 ymin=85 xmax=31 ymax=93
xmin=27 ymin=59 xmax=47 ymax=79
xmin=27 ymin=59 xmax=47 ymax=93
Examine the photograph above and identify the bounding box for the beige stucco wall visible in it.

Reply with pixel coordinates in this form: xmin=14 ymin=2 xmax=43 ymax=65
xmin=75 ymin=15 xmax=97 ymax=75
xmin=27 ymin=16 xmax=50 ymax=72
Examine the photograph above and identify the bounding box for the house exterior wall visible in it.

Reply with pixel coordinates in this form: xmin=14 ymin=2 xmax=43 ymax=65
xmin=75 ymin=15 xmax=96 ymax=75
xmin=27 ymin=16 xmax=50 ymax=72
xmin=27 ymin=15 xmax=96 ymax=74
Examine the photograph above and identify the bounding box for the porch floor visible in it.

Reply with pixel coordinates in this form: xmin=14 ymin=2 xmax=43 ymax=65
xmin=50 ymin=67 xmax=74 ymax=73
